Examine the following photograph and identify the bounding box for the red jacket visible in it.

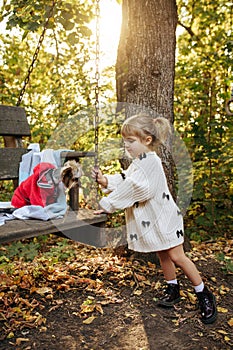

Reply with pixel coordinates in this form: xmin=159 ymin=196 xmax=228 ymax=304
xmin=11 ymin=162 xmax=58 ymax=208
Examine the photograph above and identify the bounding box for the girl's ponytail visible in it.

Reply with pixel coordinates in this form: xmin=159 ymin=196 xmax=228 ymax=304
xmin=153 ymin=117 xmax=171 ymax=144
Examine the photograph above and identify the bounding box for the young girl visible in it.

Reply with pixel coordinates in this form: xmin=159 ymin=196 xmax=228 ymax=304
xmin=92 ymin=114 xmax=217 ymax=324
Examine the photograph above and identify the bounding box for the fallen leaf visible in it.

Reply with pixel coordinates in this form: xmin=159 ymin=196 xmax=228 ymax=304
xmin=147 ymin=262 xmax=155 ymax=269
xmin=187 ymin=292 xmax=196 ymax=304
xmin=72 ymin=312 xmax=79 ymax=316
xmin=35 ymin=313 xmax=46 ymax=326
xmin=95 ymin=304 xmax=104 ymax=314
xmin=217 ymin=307 xmax=228 ymax=313
xmin=133 ymin=289 xmax=142 ymax=296
xmin=228 ymin=318 xmax=233 ymax=327
xmin=172 ymin=319 xmax=179 ymax=326
xmin=219 ymin=285 xmax=230 ymax=295
xmin=180 ymin=290 xmax=186 ymax=297
xmin=7 ymin=332 xmax=14 ymax=339
xmin=153 ymin=281 xmax=161 ymax=290
xmin=80 ymin=304 xmax=96 ymax=313
xmin=83 ymin=316 xmax=96 ymax=324
xmin=143 ymin=280 xmax=151 ymax=286
xmin=39 ymin=326 xmax=47 ymax=333
xmin=134 ymin=273 xmax=146 ymax=281
xmin=35 ymin=287 xmax=53 ymax=295
xmin=15 ymin=338 xmax=29 ymax=346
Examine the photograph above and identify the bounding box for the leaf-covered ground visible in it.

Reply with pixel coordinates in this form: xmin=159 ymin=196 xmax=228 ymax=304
xmin=0 ymin=236 xmax=232 ymax=350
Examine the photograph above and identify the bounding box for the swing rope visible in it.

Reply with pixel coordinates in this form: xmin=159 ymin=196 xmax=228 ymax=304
xmin=94 ymin=0 xmax=100 ymax=169
xmin=16 ymin=0 xmax=57 ymax=106
xmin=93 ymin=0 xmax=101 ymax=210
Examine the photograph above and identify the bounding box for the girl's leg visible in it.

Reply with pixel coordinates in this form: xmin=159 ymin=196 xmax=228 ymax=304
xmin=156 ymin=245 xmax=217 ymax=324
xmin=157 ymin=250 xmax=177 ymax=281
xmin=167 ymin=244 xmax=202 ymax=286
xmin=156 ymin=250 xmax=180 ymax=306
xmin=156 ymin=246 xmax=202 ymax=307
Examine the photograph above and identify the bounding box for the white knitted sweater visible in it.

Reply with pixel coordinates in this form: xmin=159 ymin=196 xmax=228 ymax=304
xmin=99 ymin=152 xmax=184 ymax=252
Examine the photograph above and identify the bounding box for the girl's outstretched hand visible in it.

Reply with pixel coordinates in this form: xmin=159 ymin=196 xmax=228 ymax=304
xmin=94 ymin=209 xmax=108 ymax=215
xmin=91 ymin=167 xmax=108 ymax=187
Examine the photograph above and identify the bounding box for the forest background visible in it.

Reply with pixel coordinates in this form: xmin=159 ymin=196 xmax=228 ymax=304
xmin=0 ymin=0 xmax=232 ymax=241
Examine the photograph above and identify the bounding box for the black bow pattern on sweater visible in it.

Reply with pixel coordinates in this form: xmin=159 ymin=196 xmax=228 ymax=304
xmin=120 ymin=172 xmax=126 ymax=180
xmin=142 ymin=221 xmax=150 ymax=228
xmin=162 ymin=192 xmax=170 ymax=200
xmin=139 ymin=152 xmax=147 ymax=160
xmin=176 ymin=229 xmax=184 ymax=238
xmin=130 ymin=234 xmax=138 ymax=240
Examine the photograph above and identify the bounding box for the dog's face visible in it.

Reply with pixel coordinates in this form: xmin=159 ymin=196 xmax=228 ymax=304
xmin=60 ymin=160 xmax=83 ymax=189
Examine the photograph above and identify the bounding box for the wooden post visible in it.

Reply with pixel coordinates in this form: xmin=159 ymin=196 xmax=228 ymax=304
xmin=69 ymin=181 xmax=79 ymax=211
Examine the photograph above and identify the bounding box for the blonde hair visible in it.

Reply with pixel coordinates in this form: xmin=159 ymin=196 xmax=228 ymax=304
xmin=121 ymin=113 xmax=171 ymax=148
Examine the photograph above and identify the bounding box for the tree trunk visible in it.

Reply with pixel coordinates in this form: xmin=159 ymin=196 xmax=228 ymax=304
xmin=116 ymin=0 xmax=177 ymax=120
xmin=115 ymin=0 xmax=191 ymax=256
xmin=116 ymin=0 xmax=177 ymax=190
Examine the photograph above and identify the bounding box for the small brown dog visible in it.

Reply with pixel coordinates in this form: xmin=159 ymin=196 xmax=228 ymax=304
xmin=60 ymin=160 xmax=83 ymax=190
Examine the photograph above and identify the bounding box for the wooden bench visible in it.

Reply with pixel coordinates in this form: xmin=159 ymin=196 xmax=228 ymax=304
xmin=0 ymin=105 xmax=106 ymax=246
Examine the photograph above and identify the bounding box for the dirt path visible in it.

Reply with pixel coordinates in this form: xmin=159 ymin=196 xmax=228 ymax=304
xmin=0 ymin=240 xmax=232 ymax=349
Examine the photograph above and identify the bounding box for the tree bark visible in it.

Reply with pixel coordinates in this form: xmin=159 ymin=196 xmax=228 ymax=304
xmin=116 ymin=0 xmax=177 ymax=121
xmin=116 ymin=0 xmax=177 ymax=196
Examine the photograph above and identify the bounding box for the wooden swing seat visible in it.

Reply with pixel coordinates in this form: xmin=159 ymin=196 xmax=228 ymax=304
xmin=0 ymin=105 xmax=106 ymax=246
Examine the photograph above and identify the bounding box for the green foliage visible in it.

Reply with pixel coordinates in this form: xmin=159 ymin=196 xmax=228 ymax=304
xmin=0 ymin=0 xmax=115 ymax=148
xmin=175 ymin=0 xmax=233 ymax=239
xmin=0 ymin=236 xmax=76 ymax=263
xmin=39 ymin=239 xmax=76 ymax=262
xmin=0 ymin=241 xmax=40 ymax=262
xmin=2 ymin=0 xmax=94 ymax=37
xmin=0 ymin=181 xmax=14 ymax=201
xmin=216 ymin=252 xmax=233 ymax=274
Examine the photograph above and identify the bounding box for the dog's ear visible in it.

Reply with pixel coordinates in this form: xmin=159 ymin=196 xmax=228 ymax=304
xmin=61 ymin=166 xmax=73 ymax=188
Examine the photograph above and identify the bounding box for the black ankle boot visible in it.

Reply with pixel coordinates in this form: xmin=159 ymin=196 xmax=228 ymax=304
xmin=157 ymin=283 xmax=181 ymax=307
xmin=196 ymin=286 xmax=217 ymax=324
